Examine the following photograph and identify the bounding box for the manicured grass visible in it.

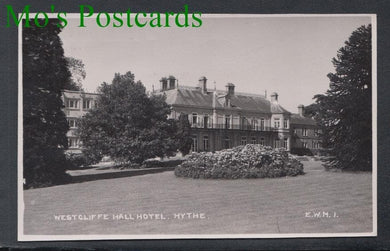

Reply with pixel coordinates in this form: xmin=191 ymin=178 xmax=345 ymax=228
xmin=23 ymin=160 xmax=373 ymax=235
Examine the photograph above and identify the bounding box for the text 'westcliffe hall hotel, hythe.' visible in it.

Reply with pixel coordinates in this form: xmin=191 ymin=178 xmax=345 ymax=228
xmin=62 ymin=76 xmax=322 ymax=154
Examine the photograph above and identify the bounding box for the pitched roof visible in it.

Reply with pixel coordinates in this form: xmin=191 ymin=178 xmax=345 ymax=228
xmin=157 ymin=87 xmax=290 ymax=114
xmin=290 ymin=113 xmax=317 ymax=125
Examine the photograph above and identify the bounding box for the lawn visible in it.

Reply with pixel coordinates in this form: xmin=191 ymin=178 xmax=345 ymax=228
xmin=22 ymin=160 xmax=373 ymax=236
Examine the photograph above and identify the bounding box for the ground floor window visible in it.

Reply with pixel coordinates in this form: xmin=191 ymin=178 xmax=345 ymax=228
xmin=203 ymin=136 xmax=209 ymax=151
xmin=191 ymin=136 xmax=198 ymax=152
xmin=302 ymin=140 xmax=308 ymax=148
xmin=223 ymin=136 xmax=230 ymax=149
xmin=260 ymin=137 xmax=265 ymax=146
xmin=241 ymin=136 xmax=247 ymax=145
xmin=251 ymin=137 xmax=257 ymax=144
xmin=274 ymin=139 xmax=280 ymax=148
xmin=283 ymin=138 xmax=288 ymax=149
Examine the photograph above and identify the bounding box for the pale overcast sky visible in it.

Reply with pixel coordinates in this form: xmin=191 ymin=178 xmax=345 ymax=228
xmin=60 ymin=15 xmax=372 ymax=113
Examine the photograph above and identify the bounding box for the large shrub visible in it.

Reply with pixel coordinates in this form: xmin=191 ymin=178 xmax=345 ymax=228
xmin=175 ymin=145 xmax=304 ymax=179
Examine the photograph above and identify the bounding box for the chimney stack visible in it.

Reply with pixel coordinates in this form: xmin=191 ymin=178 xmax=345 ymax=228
xmin=270 ymin=92 xmax=278 ymax=103
xmin=226 ymin=83 xmax=235 ymax=96
xmin=160 ymin=77 xmax=168 ymax=91
xmin=298 ymin=104 xmax=304 ymax=117
xmin=168 ymin=76 xmax=176 ymax=90
xmin=199 ymin=76 xmax=207 ymax=94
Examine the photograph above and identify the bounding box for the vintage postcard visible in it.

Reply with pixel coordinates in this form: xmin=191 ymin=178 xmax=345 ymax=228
xmin=18 ymin=13 xmax=377 ymax=241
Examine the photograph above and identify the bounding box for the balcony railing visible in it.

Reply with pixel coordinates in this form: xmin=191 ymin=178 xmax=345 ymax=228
xmin=190 ymin=123 xmax=278 ymax=132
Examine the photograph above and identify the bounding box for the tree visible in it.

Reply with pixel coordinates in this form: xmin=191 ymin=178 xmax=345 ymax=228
xmin=176 ymin=113 xmax=193 ymax=155
xmin=309 ymin=24 xmax=372 ymax=171
xmin=23 ymin=19 xmax=72 ymax=188
xmin=66 ymin=57 xmax=86 ymax=91
xmin=79 ymin=71 xmax=187 ymax=165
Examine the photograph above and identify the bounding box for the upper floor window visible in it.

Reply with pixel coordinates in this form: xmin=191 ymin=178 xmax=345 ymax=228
xmin=284 ymin=119 xmax=288 ymax=129
xmin=274 ymin=118 xmax=280 ymax=128
xmin=260 ymin=118 xmax=265 ymax=130
xmin=83 ymin=99 xmax=92 ymax=110
xmin=302 ymin=128 xmax=308 ymax=137
xmin=67 ymin=118 xmax=78 ymax=128
xmin=66 ymin=99 xmax=79 ymax=109
xmin=203 ymin=114 xmax=209 ymax=128
xmin=225 ymin=115 xmax=231 ymax=129
xmin=192 ymin=113 xmax=198 ymax=127
xmin=252 ymin=119 xmax=258 ymax=131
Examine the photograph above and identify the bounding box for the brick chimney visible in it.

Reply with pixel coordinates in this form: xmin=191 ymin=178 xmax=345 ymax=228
xmin=160 ymin=77 xmax=168 ymax=91
xmin=298 ymin=104 xmax=304 ymax=117
xmin=199 ymin=76 xmax=207 ymax=94
xmin=168 ymin=76 xmax=176 ymax=90
xmin=270 ymin=92 xmax=278 ymax=103
xmin=226 ymin=83 xmax=235 ymax=96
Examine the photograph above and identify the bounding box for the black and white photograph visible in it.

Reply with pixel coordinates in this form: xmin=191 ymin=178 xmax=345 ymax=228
xmin=18 ymin=13 xmax=376 ymax=241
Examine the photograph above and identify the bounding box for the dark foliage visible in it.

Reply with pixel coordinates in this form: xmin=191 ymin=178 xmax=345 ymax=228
xmin=308 ymin=24 xmax=372 ymax=171
xmin=23 ymin=19 xmax=72 ymax=188
xmin=176 ymin=113 xmax=193 ymax=156
xmin=290 ymin=147 xmax=314 ymax=156
xmin=79 ymin=72 xmax=190 ymax=164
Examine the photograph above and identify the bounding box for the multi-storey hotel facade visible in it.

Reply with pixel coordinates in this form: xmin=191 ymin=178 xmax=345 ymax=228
xmin=61 ymin=76 xmax=322 ymax=155
xmin=155 ymin=76 xmax=291 ymax=152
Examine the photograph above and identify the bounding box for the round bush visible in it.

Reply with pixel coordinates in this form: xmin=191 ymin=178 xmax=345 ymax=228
xmin=174 ymin=144 xmax=304 ymax=179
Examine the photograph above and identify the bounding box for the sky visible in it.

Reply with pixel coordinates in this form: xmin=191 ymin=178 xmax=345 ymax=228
xmin=60 ymin=15 xmax=372 ymax=113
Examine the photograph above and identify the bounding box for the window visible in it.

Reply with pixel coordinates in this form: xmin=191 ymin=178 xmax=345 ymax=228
xmin=283 ymin=138 xmax=288 ymax=149
xmin=225 ymin=115 xmax=231 ymax=129
xmin=203 ymin=136 xmax=209 ymax=151
xmin=293 ymin=128 xmax=298 ymax=134
xmin=274 ymin=118 xmax=280 ymax=128
xmin=191 ymin=136 xmax=198 ymax=152
xmin=203 ymin=114 xmax=209 ymax=128
xmin=251 ymin=137 xmax=257 ymax=144
xmin=314 ymin=129 xmax=319 ymax=136
xmin=83 ymin=99 xmax=92 ymax=109
xmin=274 ymin=138 xmax=280 ymax=148
xmin=66 ymin=99 xmax=79 ymax=109
xmin=252 ymin=119 xmax=258 ymax=131
xmin=68 ymin=118 xmax=78 ymax=128
xmin=223 ymin=136 xmax=230 ymax=149
xmin=260 ymin=118 xmax=265 ymax=131
xmin=192 ymin=113 xmax=198 ymax=127
xmin=284 ymin=119 xmax=288 ymax=129
xmin=68 ymin=138 xmax=79 ymax=148
xmin=241 ymin=136 xmax=247 ymax=145
xmin=241 ymin=117 xmax=248 ymax=130
xmin=260 ymin=137 xmax=265 ymax=146
xmin=302 ymin=128 xmax=308 ymax=137
xmin=302 ymin=140 xmax=308 ymax=148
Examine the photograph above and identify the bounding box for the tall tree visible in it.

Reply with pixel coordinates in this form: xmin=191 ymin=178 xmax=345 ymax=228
xmin=23 ymin=19 xmax=71 ymax=188
xmin=310 ymin=24 xmax=372 ymax=171
xmin=79 ymin=72 xmax=185 ymax=164
xmin=66 ymin=57 xmax=86 ymax=91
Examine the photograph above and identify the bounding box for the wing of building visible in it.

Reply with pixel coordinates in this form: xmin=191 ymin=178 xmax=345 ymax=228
xmin=61 ymin=76 xmax=322 ymax=155
xmin=153 ymin=76 xmax=291 ymax=152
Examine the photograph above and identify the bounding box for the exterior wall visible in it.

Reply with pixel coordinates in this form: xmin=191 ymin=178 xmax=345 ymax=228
xmin=173 ymin=106 xmax=291 ymax=152
xmin=290 ymin=124 xmax=322 ymax=155
xmin=62 ymin=90 xmax=99 ymax=153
